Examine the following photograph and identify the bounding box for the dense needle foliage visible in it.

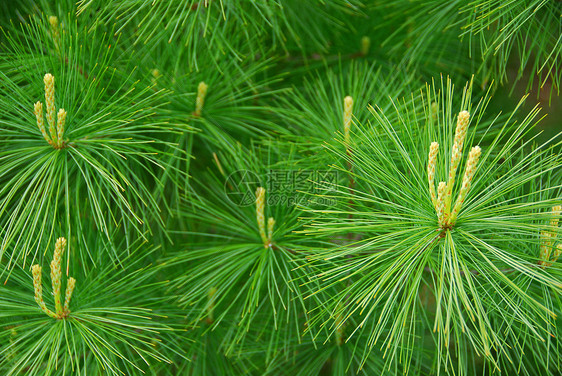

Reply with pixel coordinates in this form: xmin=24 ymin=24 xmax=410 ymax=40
xmin=0 ymin=1 xmax=560 ymax=375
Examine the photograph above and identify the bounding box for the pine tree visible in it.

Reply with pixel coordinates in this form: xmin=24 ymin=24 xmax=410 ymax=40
xmin=0 ymin=1 xmax=560 ymax=375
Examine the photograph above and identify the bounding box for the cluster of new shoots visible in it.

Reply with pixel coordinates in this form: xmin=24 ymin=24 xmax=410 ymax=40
xmin=48 ymin=16 xmax=60 ymax=51
xmin=151 ymin=69 xmax=161 ymax=86
xmin=343 ymin=95 xmax=353 ymax=150
xmin=194 ymin=81 xmax=208 ymax=116
xmin=34 ymin=73 xmax=67 ymax=149
xmin=256 ymin=187 xmax=275 ymax=248
xmin=31 ymin=237 xmax=76 ymax=319
xmin=539 ymin=206 xmax=562 ymax=268
xmin=427 ymin=111 xmax=481 ymax=229
xmin=360 ymin=36 xmax=370 ymax=56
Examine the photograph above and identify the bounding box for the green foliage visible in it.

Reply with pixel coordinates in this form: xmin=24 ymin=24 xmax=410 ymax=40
xmin=0 ymin=236 xmax=181 ymax=375
xmin=0 ymin=15 xmax=183 ymax=268
xmin=0 ymin=1 xmax=560 ymax=376
xmin=302 ymin=77 xmax=562 ymax=374
xmin=77 ymin=0 xmax=364 ymax=64
xmin=380 ymin=0 xmax=561 ymax=95
xmin=166 ymin=142 xmax=322 ymax=360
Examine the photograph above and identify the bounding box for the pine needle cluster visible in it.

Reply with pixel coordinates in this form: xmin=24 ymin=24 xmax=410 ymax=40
xmin=0 ymin=1 xmax=560 ymax=376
